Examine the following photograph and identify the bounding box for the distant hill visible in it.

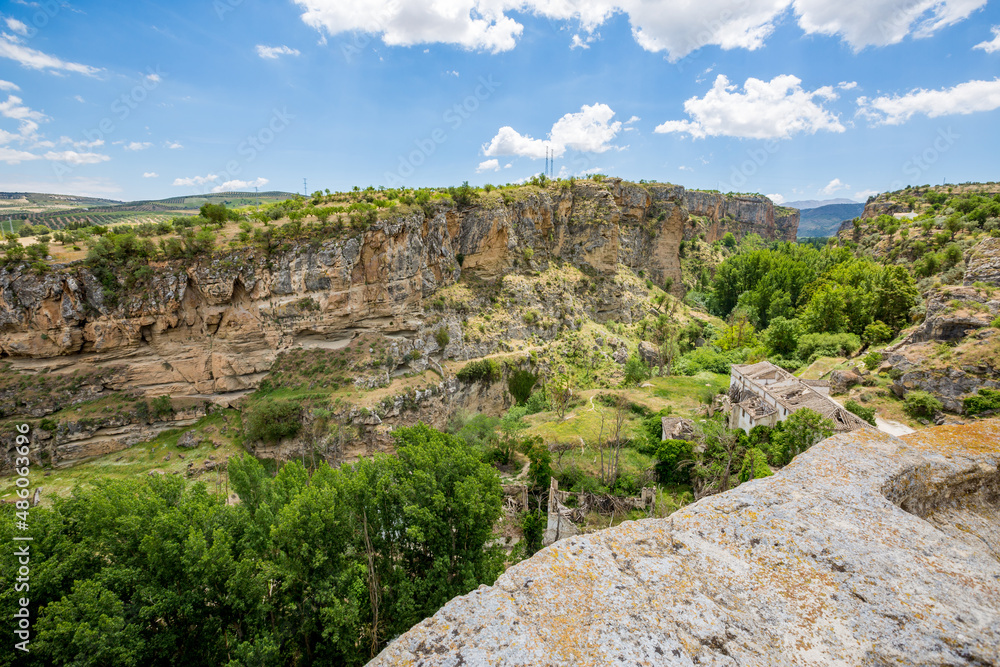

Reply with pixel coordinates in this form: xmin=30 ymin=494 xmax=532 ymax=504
xmin=785 ymin=198 xmax=859 ymax=210
xmin=797 ymin=203 xmax=866 ymax=238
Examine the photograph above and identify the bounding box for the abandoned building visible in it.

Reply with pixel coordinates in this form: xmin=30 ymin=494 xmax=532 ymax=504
xmin=727 ymin=361 xmax=871 ymax=433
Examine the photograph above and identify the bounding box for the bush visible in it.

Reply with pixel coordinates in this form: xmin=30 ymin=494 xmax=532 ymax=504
xmin=456 ymin=358 xmax=502 ymax=384
xmin=507 ymin=369 xmax=538 ymax=405
xmin=652 ymin=439 xmax=693 ymax=485
xmin=243 ymin=399 xmax=302 ymax=443
xmin=435 ymin=327 xmax=450 ymax=348
xmin=623 ymin=353 xmax=650 ymax=386
xmin=520 ymin=510 xmax=545 ymax=557
xmin=992 ymin=315 xmax=1000 ymax=329
xmin=796 ymin=332 xmax=861 ymax=361
xmin=150 ymin=395 xmax=173 ymax=419
xmin=738 ymin=447 xmax=773 ymax=483
xmin=904 ymin=391 xmax=942 ymax=419
xmin=523 ymin=390 xmax=549 ymax=415
xmin=522 ymin=309 xmax=540 ymax=325
xmin=862 ymin=351 xmax=883 ymax=371
xmin=963 ymin=388 xmax=1000 ymax=416
xmin=863 ymin=321 xmax=893 ymax=346
xmin=844 ymin=399 xmax=877 ymax=426
xmin=676 ymin=346 xmax=734 ymax=375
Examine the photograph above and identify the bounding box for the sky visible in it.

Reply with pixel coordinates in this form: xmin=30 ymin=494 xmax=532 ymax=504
xmin=0 ymin=0 xmax=998 ymax=204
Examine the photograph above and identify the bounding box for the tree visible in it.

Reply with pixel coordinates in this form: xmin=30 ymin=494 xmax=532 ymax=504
xmin=550 ymin=374 xmax=574 ymax=421
xmin=769 ymin=409 xmax=834 ymax=466
xmin=800 ymin=284 xmax=848 ymax=334
xmin=762 ymin=316 xmax=801 ymax=356
xmin=738 ymin=447 xmax=773 ymax=483
xmin=507 ymin=369 xmax=538 ymax=405
xmin=651 ymin=314 xmax=679 ymax=376
xmin=844 ymin=399 xmax=877 ymax=426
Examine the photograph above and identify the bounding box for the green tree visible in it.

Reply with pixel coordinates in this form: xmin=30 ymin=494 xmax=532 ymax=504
xmin=762 ymin=316 xmax=801 ymax=356
xmin=507 ymin=369 xmax=538 ymax=405
xmin=769 ymin=409 xmax=834 ymax=466
xmin=844 ymin=399 xmax=877 ymax=426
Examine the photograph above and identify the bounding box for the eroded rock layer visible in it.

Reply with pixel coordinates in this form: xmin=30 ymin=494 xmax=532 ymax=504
xmin=370 ymin=420 xmax=1000 ymax=667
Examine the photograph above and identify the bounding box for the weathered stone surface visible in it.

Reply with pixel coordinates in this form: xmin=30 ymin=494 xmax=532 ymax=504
xmin=829 ymin=369 xmax=862 ymax=394
xmin=370 ymin=421 xmax=1000 ymax=667
xmin=176 ymin=431 xmax=198 ymax=449
xmin=910 ymin=285 xmax=1000 ymax=343
xmin=893 ymin=366 xmax=1000 ymax=413
xmin=638 ymin=340 xmax=659 ymax=365
xmin=965 ymin=237 xmax=1000 ymax=287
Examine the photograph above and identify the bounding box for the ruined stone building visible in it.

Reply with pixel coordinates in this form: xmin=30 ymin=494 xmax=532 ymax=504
xmin=727 ymin=361 xmax=870 ymax=433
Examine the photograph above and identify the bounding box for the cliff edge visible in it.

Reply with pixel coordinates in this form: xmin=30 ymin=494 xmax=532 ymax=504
xmin=370 ymin=420 xmax=1000 ymax=666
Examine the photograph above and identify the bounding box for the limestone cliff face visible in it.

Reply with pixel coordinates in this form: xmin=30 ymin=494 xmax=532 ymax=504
xmin=681 ymin=191 xmax=798 ymax=243
xmin=0 ymin=180 xmax=796 ymax=406
xmin=370 ymin=420 xmax=1000 ymax=667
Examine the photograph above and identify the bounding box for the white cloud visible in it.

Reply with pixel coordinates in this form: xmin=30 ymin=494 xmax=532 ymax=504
xmin=504 ymin=162 xmax=512 ymax=168
xmin=821 ymin=178 xmax=849 ymax=195
xmin=654 ymin=74 xmax=845 ymax=139
xmin=854 ymin=189 xmax=879 ymax=200
xmin=793 ymin=0 xmax=987 ymax=51
xmin=858 ymin=78 xmax=1000 ymax=125
xmin=445 ymin=69 xmax=459 ymax=77
xmin=483 ymin=103 xmax=623 ymax=159
xmin=0 ymin=33 xmax=101 ymax=75
xmin=476 ymin=158 xmax=500 ymax=173
xmin=0 ymin=79 xmax=19 ymax=91
xmin=59 ymin=136 xmax=104 ymax=150
xmin=143 ymin=172 xmax=159 ymax=178
xmin=211 ymin=177 xmax=269 ymax=192
xmin=974 ymin=26 xmax=1000 ymax=53
xmin=0 ymin=93 xmax=47 ymax=137
xmin=0 ymin=146 xmax=40 ymax=164
xmin=292 ymin=0 xmax=986 ymax=59
xmin=255 ymin=44 xmax=302 ymax=59
xmin=173 ymin=174 xmax=218 ymax=187
xmin=678 ymin=165 xmax=693 ymax=172
xmin=838 ymin=81 xmax=858 ymax=90
xmin=124 ymin=141 xmax=152 ymax=151
xmin=570 ymin=34 xmax=596 ymax=49
xmin=165 ymin=141 xmax=183 ymax=149
xmin=43 ymin=150 xmax=111 ymax=165
xmin=766 ymin=193 xmax=786 ymax=204
xmin=73 ymin=94 xmax=85 ymax=103
xmin=5 ymin=17 xmax=29 ymax=37
xmin=146 ymin=72 xmax=161 ymax=83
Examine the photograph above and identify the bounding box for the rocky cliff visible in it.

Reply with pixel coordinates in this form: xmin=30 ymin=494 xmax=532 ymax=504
xmin=681 ymin=191 xmax=798 ymax=243
xmin=370 ymin=420 xmax=1000 ymax=667
xmin=0 ymin=180 xmax=795 ymax=401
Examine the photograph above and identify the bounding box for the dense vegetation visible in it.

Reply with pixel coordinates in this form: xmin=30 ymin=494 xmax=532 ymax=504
xmin=0 ymin=424 xmax=503 ymax=667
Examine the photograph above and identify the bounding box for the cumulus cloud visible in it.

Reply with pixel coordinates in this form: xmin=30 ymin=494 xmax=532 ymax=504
xmin=59 ymin=136 xmax=104 ymax=150
xmin=854 ymin=188 xmax=879 ymax=200
xmin=654 ymin=74 xmax=845 ymax=139
xmin=858 ymin=78 xmax=1000 ymax=125
xmin=43 ymin=150 xmax=111 ymax=165
xmin=211 ymin=177 xmax=269 ymax=192
xmin=123 ymin=141 xmax=153 ymax=151
xmin=173 ymin=174 xmax=219 ymax=187
xmin=255 ymin=44 xmax=302 ymax=59
xmin=821 ymin=178 xmax=849 ymax=195
xmin=476 ymin=158 xmax=500 ymax=172
xmin=143 ymin=172 xmax=159 ymax=178
xmin=974 ymin=26 xmax=1000 ymax=53
xmin=483 ymin=103 xmax=623 ymax=159
xmin=766 ymin=193 xmax=786 ymax=204
xmin=678 ymin=165 xmax=694 ymax=172
xmin=0 ymin=93 xmax=47 ymax=138
xmin=793 ymin=0 xmax=987 ymax=51
xmin=292 ymin=0 xmax=984 ymax=59
xmin=0 ymin=33 xmax=101 ymax=75
xmin=0 ymin=79 xmax=19 ymax=91
xmin=0 ymin=146 xmax=39 ymax=164
xmin=164 ymin=141 xmax=183 ymax=149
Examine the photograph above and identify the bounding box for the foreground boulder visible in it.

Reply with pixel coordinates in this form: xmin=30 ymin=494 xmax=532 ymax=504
xmin=369 ymin=420 xmax=1000 ymax=666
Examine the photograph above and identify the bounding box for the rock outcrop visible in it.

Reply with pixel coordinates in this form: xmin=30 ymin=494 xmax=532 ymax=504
xmin=965 ymin=237 xmax=1000 ymax=287
xmin=370 ymin=420 xmax=1000 ymax=667
xmin=0 ymin=181 xmax=796 ymax=402
xmin=681 ymin=191 xmax=798 ymax=243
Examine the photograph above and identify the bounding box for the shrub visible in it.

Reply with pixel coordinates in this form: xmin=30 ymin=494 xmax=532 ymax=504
xmin=150 ymin=395 xmax=173 ymax=419
xmin=844 ymin=399 xmax=877 ymax=426
xmin=963 ymin=388 xmax=1000 ymax=415
xmin=796 ymin=332 xmax=861 ymax=361
xmin=676 ymin=346 xmax=734 ymax=375
xmin=738 ymin=447 xmax=773 ymax=483
xmin=904 ymin=391 xmax=942 ymax=419
xmin=523 ymin=390 xmax=549 ymax=415
xmin=520 ymin=510 xmax=545 ymax=557
xmin=862 ymin=351 xmax=883 ymax=371
xmin=435 ymin=327 xmax=450 ymax=348
xmin=522 ymin=309 xmax=540 ymax=325
xmin=243 ymin=399 xmax=302 ymax=443
xmin=863 ymin=321 xmax=893 ymax=346
xmin=456 ymin=358 xmax=502 ymax=384
xmin=992 ymin=315 xmax=1000 ymax=329
xmin=623 ymin=353 xmax=650 ymax=386
xmin=652 ymin=439 xmax=693 ymax=485
xmin=507 ymin=369 xmax=537 ymax=405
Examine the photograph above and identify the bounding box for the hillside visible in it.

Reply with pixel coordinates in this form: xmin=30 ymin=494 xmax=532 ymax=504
xmin=797 ymin=202 xmax=865 ymax=237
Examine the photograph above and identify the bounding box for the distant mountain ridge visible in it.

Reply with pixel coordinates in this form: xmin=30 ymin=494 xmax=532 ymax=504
xmin=797 ymin=203 xmax=866 ymax=238
xmin=785 ymin=198 xmax=860 ymax=210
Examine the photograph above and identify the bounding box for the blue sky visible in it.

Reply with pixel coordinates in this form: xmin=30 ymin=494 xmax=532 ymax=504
xmin=0 ymin=0 xmax=998 ymax=204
